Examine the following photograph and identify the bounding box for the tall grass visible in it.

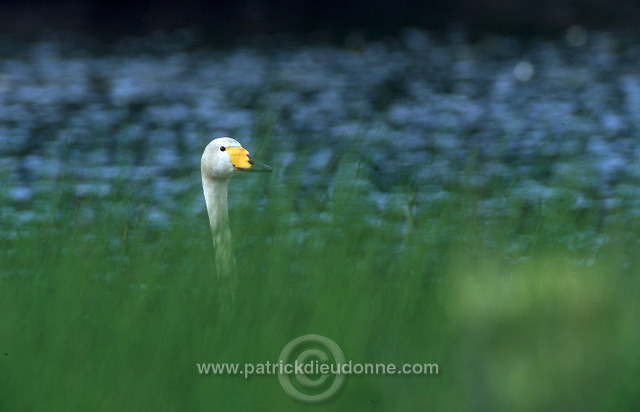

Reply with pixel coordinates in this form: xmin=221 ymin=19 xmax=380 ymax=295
xmin=1 ymin=143 xmax=639 ymax=411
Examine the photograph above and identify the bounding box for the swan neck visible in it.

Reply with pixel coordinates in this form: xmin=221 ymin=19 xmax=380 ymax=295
xmin=202 ymin=176 xmax=237 ymax=278
xmin=203 ymin=176 xmax=230 ymax=233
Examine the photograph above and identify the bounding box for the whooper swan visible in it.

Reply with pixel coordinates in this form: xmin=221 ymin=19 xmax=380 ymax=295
xmin=201 ymin=137 xmax=272 ymax=280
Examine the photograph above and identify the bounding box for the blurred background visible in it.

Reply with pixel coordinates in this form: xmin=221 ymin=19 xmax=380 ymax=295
xmin=2 ymin=0 xmax=640 ymax=224
xmin=1 ymin=0 xmax=640 ymax=40
xmin=2 ymin=1 xmax=640 ymax=411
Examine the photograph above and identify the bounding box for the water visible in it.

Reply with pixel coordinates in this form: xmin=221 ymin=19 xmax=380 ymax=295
xmin=1 ymin=27 xmax=640 ymax=226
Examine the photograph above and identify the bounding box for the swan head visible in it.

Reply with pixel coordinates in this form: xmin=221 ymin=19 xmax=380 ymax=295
xmin=201 ymin=137 xmax=272 ymax=181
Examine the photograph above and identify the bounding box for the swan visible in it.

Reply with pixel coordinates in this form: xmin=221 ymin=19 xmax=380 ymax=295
xmin=201 ymin=137 xmax=272 ymax=281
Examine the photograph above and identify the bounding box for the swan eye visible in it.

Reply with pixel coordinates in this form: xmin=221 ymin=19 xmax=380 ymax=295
xmin=219 ymin=146 xmax=226 ymax=152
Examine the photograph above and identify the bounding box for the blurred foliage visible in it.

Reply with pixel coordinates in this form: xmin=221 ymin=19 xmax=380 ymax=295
xmin=1 ymin=144 xmax=639 ymax=411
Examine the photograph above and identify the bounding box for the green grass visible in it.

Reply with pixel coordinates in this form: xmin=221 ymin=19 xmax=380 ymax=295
xmin=1 ymin=149 xmax=640 ymax=411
